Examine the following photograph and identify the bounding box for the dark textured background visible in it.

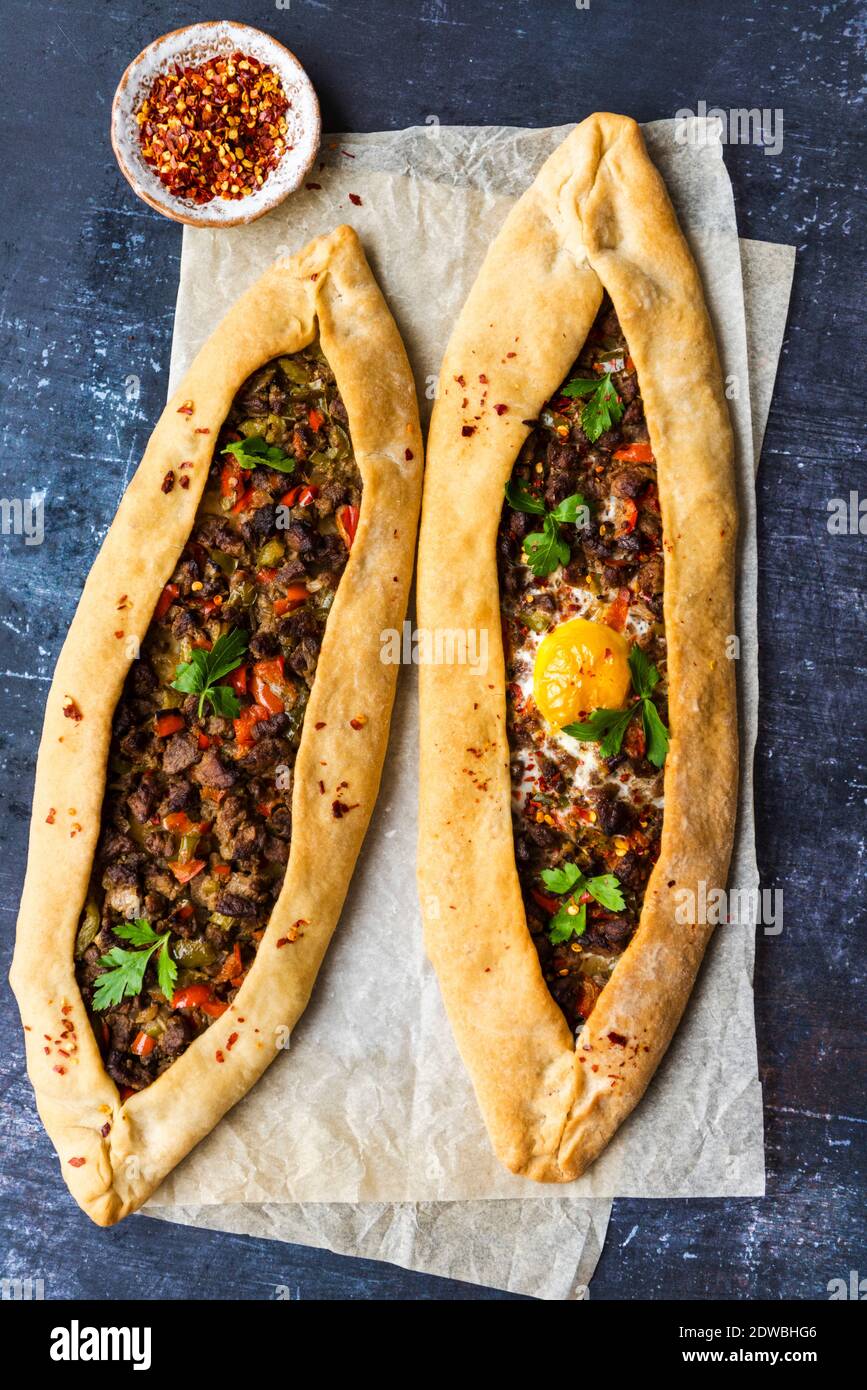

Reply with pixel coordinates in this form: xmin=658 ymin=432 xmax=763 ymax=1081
xmin=1 ymin=0 xmax=864 ymax=1301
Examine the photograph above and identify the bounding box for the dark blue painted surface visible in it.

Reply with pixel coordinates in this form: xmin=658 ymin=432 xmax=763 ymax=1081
xmin=1 ymin=0 xmax=864 ymax=1301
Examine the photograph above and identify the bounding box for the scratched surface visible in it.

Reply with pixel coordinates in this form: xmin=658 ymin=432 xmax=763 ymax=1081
xmin=1 ymin=0 xmax=864 ymax=1302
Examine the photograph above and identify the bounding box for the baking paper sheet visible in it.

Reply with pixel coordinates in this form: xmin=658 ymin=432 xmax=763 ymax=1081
xmin=144 ymin=121 xmax=794 ymax=1296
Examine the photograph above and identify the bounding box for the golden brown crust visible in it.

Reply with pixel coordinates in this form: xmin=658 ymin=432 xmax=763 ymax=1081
xmin=11 ymin=225 xmax=422 ymax=1224
xmin=417 ymin=114 xmax=737 ymax=1181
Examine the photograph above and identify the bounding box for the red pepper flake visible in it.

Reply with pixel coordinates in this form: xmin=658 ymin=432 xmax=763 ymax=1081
xmin=179 ymin=476 xmax=190 ymax=490
xmin=506 ymin=351 xmax=516 ymax=358
xmin=195 ymin=427 xmax=211 ymax=434
xmin=46 ymin=808 xmax=56 ymax=824
xmin=608 ymin=1031 xmax=628 ymax=1047
xmin=161 ymin=471 xmax=175 ymax=494
xmin=479 ymin=373 xmax=488 ymax=383
xmin=61 ymin=1003 xmax=73 ymax=1016
xmin=349 ymin=715 xmax=368 ymax=730
xmin=68 ymin=1156 xmax=86 ymax=1167
xmin=494 ymin=403 xmax=508 ymax=415
xmin=215 ymin=1050 xmax=225 ymax=1064
xmin=114 ymin=630 xmax=124 ymax=639
xmin=306 ymin=181 xmax=322 ymax=190
xmin=348 ymin=192 xmax=362 ymax=206
xmin=227 ymin=1032 xmax=239 ymax=1050
xmin=100 ymin=1122 xmax=111 ymax=1138
xmin=179 ymin=459 xmax=194 ymax=469
xmin=405 ymin=448 xmax=414 ymax=460
xmin=136 ymin=54 xmax=291 ymax=205
xmin=332 ymin=800 xmax=360 ymax=818
xmin=177 ymin=401 xmax=194 ymax=415
xmin=461 ymin=425 xmax=476 ymax=437
xmin=318 ymin=780 xmax=326 ymax=794
xmin=276 ymin=919 xmax=308 ymax=948
xmin=314 ymin=721 xmax=327 ymax=730
xmin=62 ymin=698 xmax=82 ymax=721
xmin=116 ymin=594 xmax=129 ymax=609
xmin=454 ymin=374 xmax=466 ymax=387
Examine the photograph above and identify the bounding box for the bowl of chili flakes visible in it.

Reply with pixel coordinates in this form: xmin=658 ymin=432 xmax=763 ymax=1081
xmin=111 ymin=21 xmax=321 ymax=227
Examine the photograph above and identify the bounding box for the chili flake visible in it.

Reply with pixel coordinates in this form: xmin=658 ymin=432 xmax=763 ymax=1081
xmin=136 ymin=52 xmax=291 ymax=205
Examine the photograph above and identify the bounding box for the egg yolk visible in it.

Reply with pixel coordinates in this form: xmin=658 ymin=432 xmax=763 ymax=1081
xmin=533 ymin=618 xmax=631 ymax=730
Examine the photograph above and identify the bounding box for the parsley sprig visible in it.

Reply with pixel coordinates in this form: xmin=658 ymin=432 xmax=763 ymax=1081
xmin=171 ymin=627 xmax=248 ymax=720
xmin=540 ymin=863 xmax=626 ymax=944
xmin=563 ymin=645 xmax=669 ymax=767
xmin=561 ymin=373 xmax=625 ymax=443
xmin=505 ymin=480 xmax=589 ymax=578
xmin=92 ymin=920 xmax=177 ymax=1011
xmin=222 ymin=436 xmax=296 ymax=474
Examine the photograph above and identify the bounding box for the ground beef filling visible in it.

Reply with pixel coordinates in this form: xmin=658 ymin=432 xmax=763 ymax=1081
xmin=74 ymin=341 xmax=361 ymax=1093
xmin=498 ymin=297 xmax=666 ymax=1036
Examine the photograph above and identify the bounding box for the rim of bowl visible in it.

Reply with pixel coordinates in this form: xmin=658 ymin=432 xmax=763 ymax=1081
xmin=110 ymin=21 xmax=321 ymax=228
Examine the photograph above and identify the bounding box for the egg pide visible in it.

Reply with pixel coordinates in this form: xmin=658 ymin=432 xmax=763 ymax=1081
xmin=418 ymin=114 xmax=737 ymax=1184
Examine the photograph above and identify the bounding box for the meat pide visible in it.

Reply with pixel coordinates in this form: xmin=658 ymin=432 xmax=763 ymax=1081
xmin=418 ymin=115 xmax=738 ymax=1181
xmin=12 ymin=226 xmax=422 ymax=1224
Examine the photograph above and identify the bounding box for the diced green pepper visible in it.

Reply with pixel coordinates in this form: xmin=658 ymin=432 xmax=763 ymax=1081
xmin=74 ymin=899 xmax=101 ymax=959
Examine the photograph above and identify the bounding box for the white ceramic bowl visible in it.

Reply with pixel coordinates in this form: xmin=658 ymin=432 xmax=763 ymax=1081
xmin=111 ymin=21 xmax=321 ymax=227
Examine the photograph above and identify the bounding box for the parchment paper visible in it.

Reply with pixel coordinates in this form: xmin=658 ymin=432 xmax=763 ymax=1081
xmin=144 ymin=122 xmax=794 ymax=1296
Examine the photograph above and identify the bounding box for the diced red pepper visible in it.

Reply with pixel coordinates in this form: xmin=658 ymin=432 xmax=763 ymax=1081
xmin=213 ymin=863 xmax=231 ymax=878
xmin=155 ymin=712 xmax=185 ymax=738
xmin=227 ymin=664 xmax=248 ymax=696
xmin=215 ymin=943 xmax=243 ymax=983
xmin=164 ymin=812 xmax=211 ymax=834
xmin=297 ymin=485 xmax=318 ymax=506
xmin=167 ymin=858 xmax=206 ymax=884
xmin=252 ymin=657 xmax=286 ymax=716
xmin=170 ymin=989 xmax=213 ymax=1011
xmin=606 ymin=588 xmax=630 ymax=632
xmin=280 ymin=486 xmax=301 ymax=507
xmin=336 ymin=504 xmax=359 ymax=549
xmin=618 ymin=498 xmax=639 ymax=535
xmin=256 ymin=567 xmax=278 ymax=585
xmin=613 ymin=443 xmax=654 ymax=464
xmin=233 ymin=703 xmax=271 ymax=746
xmin=307 ymin=408 xmax=324 ymax=431
xmin=197 ymin=732 xmax=211 ymax=750
xmin=175 ymin=903 xmax=195 ymax=921
xmin=531 ymin=888 xmax=561 ymax=916
xmin=231 ymin=488 xmax=253 ymax=514
xmin=201 ymin=998 xmax=229 ymax=1018
xmin=155 ymin=583 xmax=179 ymax=621
xmin=273 ymin=584 xmax=308 ymax=616
xmin=132 ymin=1031 xmax=155 ymax=1058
